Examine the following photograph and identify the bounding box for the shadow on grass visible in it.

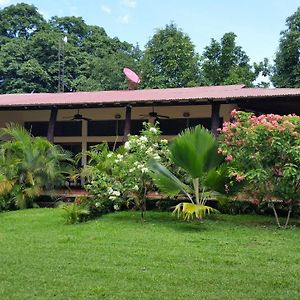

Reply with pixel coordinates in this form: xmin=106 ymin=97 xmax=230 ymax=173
xmin=100 ymin=210 xmax=211 ymax=233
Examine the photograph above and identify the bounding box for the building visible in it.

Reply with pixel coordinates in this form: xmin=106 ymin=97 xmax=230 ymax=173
xmin=0 ymin=84 xmax=299 ymax=164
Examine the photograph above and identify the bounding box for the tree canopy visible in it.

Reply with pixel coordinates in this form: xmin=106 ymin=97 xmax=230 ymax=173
xmin=0 ymin=3 xmax=140 ymax=93
xmin=200 ymin=32 xmax=268 ymax=87
xmin=140 ymin=23 xmax=201 ymax=88
xmin=272 ymin=7 xmax=300 ymax=88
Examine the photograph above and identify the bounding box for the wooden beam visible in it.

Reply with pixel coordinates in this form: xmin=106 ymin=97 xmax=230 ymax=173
xmin=211 ymin=103 xmax=220 ymax=137
xmin=123 ymin=105 xmax=132 ymax=142
xmin=47 ymin=108 xmax=58 ymax=143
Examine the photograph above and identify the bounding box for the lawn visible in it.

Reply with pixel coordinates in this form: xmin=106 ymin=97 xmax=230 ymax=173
xmin=0 ymin=209 xmax=299 ymax=300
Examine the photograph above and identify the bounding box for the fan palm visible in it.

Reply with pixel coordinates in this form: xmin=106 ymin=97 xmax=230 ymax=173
xmin=0 ymin=123 xmax=74 ymax=208
xmin=149 ymin=125 xmax=235 ymax=220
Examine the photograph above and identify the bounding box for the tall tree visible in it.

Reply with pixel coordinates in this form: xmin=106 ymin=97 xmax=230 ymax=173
xmin=141 ymin=23 xmax=201 ymax=88
xmin=272 ymin=7 xmax=300 ymax=88
xmin=201 ymin=32 xmax=267 ymax=87
xmin=0 ymin=3 xmax=46 ymax=39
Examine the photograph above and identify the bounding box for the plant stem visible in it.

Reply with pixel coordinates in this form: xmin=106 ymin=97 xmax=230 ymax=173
xmin=193 ymin=178 xmax=199 ymax=204
xmin=284 ymin=202 xmax=292 ymax=229
xmin=270 ymin=201 xmax=281 ymax=228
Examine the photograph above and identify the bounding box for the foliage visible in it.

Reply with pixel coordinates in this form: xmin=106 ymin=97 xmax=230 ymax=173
xmin=81 ymin=123 xmax=170 ymax=221
xmin=149 ymin=125 xmax=238 ymax=221
xmin=272 ymin=7 xmax=300 ymax=87
xmin=201 ymin=32 xmax=269 ymax=87
xmin=218 ymin=110 xmax=300 ymax=228
xmin=0 ymin=124 xmax=74 ymax=209
xmin=141 ymin=23 xmax=201 ymax=88
xmin=0 ymin=3 xmax=141 ymax=93
xmin=60 ymin=201 xmax=90 ymax=224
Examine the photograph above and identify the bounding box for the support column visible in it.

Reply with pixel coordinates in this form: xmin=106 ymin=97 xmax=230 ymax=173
xmin=47 ymin=107 xmax=58 ymax=143
xmin=123 ymin=105 xmax=132 ymax=142
xmin=210 ymin=103 xmax=220 ymax=137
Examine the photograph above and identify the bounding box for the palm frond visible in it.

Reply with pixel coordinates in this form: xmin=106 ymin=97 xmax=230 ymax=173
xmin=173 ymin=202 xmax=218 ymax=221
xmin=149 ymin=159 xmax=193 ymax=201
xmin=170 ymin=125 xmax=223 ymax=179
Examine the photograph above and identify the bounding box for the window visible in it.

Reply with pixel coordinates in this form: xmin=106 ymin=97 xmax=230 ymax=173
xmin=158 ymin=118 xmax=223 ymax=135
xmin=88 ymin=120 xmax=144 ymax=136
xmin=24 ymin=121 xmax=82 ymax=137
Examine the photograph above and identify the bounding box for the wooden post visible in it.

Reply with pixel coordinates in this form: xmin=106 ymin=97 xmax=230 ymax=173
xmin=47 ymin=107 xmax=58 ymax=143
xmin=123 ymin=105 xmax=132 ymax=142
xmin=211 ymin=103 xmax=220 ymax=137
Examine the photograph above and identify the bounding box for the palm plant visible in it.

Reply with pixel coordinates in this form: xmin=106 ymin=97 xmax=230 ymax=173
xmin=149 ymin=125 xmax=236 ymax=220
xmin=0 ymin=123 xmax=74 ymax=208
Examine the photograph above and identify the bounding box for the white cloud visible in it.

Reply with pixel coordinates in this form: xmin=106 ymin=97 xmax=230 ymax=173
xmin=101 ymin=5 xmax=111 ymax=14
xmin=118 ymin=14 xmax=130 ymax=24
xmin=0 ymin=0 xmax=10 ymax=6
xmin=121 ymin=0 xmax=136 ymax=9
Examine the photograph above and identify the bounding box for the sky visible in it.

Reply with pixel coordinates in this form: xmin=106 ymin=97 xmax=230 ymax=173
xmin=0 ymin=0 xmax=299 ymax=65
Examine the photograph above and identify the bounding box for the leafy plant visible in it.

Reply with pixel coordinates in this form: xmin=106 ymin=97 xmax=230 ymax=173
xmin=81 ymin=123 xmax=171 ymax=221
xmin=0 ymin=123 xmax=74 ymax=209
xmin=218 ymin=110 xmax=300 ymax=228
xmin=149 ymin=125 xmax=236 ymax=221
xmin=61 ymin=202 xmax=90 ymax=224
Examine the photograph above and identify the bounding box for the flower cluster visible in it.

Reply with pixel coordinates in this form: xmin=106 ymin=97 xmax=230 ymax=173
xmin=218 ymin=110 xmax=300 ymax=211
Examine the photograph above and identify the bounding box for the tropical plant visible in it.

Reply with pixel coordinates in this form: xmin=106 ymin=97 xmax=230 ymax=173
xmin=0 ymin=124 xmax=74 ymax=209
xmin=149 ymin=125 xmax=237 ymax=221
xmin=218 ymin=110 xmax=300 ymax=228
xmin=82 ymin=123 xmax=171 ymax=221
xmin=60 ymin=201 xmax=90 ymax=224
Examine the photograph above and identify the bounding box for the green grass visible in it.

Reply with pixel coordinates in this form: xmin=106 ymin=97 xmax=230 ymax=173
xmin=0 ymin=209 xmax=299 ymax=299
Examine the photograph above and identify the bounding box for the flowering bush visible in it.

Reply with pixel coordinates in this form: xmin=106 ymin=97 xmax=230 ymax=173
xmin=82 ymin=123 xmax=171 ymax=221
xmin=218 ymin=110 xmax=300 ymax=228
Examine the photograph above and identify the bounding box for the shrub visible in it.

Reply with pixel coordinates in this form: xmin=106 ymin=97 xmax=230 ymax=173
xmin=81 ymin=123 xmax=171 ymax=221
xmin=218 ymin=110 xmax=300 ymax=228
xmin=0 ymin=124 xmax=74 ymax=210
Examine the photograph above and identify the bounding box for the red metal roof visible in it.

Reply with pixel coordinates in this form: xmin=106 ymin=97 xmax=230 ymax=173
xmin=0 ymin=84 xmax=299 ymax=108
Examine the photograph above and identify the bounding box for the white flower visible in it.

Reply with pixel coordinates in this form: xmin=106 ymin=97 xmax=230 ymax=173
xmin=133 ymin=185 xmax=139 ymax=191
xmin=161 ymin=139 xmax=168 ymax=144
xmin=149 ymin=127 xmax=158 ymax=133
xmin=109 ymin=195 xmax=117 ymax=200
xmin=129 ymin=168 xmax=135 ymax=173
xmin=140 ymin=136 xmax=148 ymax=143
xmin=107 ymin=153 xmax=113 ymax=158
xmin=134 ymin=161 xmax=139 ymax=166
xmin=95 ymin=202 xmax=100 ymax=207
xmin=108 ymin=187 xmax=114 ymax=194
xmin=113 ymin=190 xmax=121 ymax=197
xmin=117 ymin=154 xmax=123 ymax=159
xmin=124 ymin=141 xmax=131 ymax=150
xmin=153 ymin=154 xmax=161 ymax=160
xmin=113 ymin=204 xmax=120 ymax=211
xmin=141 ymin=167 xmax=149 ymax=174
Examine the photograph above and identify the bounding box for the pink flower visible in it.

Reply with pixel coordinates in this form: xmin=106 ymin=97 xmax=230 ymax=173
xmin=225 ymin=154 xmax=233 ymax=161
xmin=235 ymin=174 xmax=245 ymax=182
xmin=230 ymin=109 xmax=238 ymax=117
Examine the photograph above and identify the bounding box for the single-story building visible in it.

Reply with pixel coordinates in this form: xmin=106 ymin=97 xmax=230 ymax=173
xmin=0 ymin=84 xmax=299 ymax=164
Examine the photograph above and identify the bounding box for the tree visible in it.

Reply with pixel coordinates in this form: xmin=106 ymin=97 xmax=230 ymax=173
xmin=0 ymin=124 xmax=74 ymax=209
xmin=0 ymin=3 xmax=46 ymax=39
xmin=201 ymin=32 xmax=267 ymax=87
xmin=141 ymin=23 xmax=201 ymax=88
xmin=272 ymin=7 xmax=300 ymax=87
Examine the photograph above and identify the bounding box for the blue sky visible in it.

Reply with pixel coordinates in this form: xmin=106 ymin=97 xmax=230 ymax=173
xmin=0 ymin=0 xmax=299 ymax=64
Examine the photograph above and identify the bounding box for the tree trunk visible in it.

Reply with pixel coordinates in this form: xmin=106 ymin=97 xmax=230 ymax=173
xmin=270 ymin=201 xmax=281 ymax=228
xmin=284 ymin=202 xmax=292 ymax=229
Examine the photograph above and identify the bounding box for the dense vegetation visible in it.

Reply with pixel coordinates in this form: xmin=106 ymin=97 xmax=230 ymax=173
xmin=3 ymin=3 xmax=299 ymax=92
